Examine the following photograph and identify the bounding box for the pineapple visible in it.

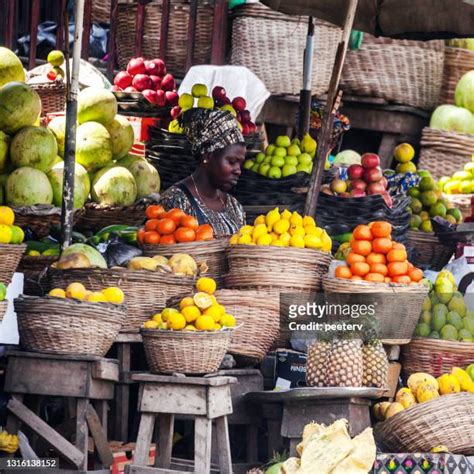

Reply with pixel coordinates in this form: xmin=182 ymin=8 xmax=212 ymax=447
xmin=306 ymin=340 xmax=330 ymax=387
xmin=325 ymin=338 xmax=363 ymax=387
xmin=362 ymin=339 xmax=388 ymax=388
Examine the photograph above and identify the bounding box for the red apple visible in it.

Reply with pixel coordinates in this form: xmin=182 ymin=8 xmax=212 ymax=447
xmin=351 ymin=179 xmax=367 ymax=191
xmin=232 ymin=96 xmax=246 ymax=112
xmin=241 ymin=123 xmax=250 ymax=135
xmin=348 ymin=164 xmax=364 ymax=180
xmin=380 ymin=176 xmax=388 ymax=189
xmin=350 ymin=189 xmax=366 ymax=198
xmin=127 ymin=57 xmax=146 ymax=76
xmin=367 ymin=182 xmax=386 ymax=195
xmin=114 ymin=71 xmax=132 ymax=89
xmin=111 ymin=85 xmax=121 ymax=92
xmin=155 ymin=90 xmax=166 ymax=107
xmin=240 ymin=109 xmax=251 ymax=123
xmin=165 ymin=90 xmax=179 ymax=107
xmin=381 ymin=191 xmax=393 ymax=208
xmin=144 ymin=60 xmax=159 ymax=75
xmin=161 ymin=74 xmax=175 ymax=92
xmin=216 ymin=96 xmax=231 ymax=107
xmin=124 ymin=86 xmax=138 ymax=93
xmin=132 ymin=74 xmax=152 ymax=91
xmin=170 ymin=106 xmax=182 ymax=119
xmin=149 ymin=75 xmax=162 ymax=90
xmin=151 ymin=58 xmax=166 ymax=76
xmin=363 ymin=166 xmax=383 ymax=183
xmin=47 ymin=69 xmax=58 ymax=81
xmin=338 ymin=192 xmax=351 ymax=198
xmin=361 ymin=153 xmax=380 ymax=169
xmin=212 ymin=86 xmax=227 ymax=102
xmin=142 ymin=89 xmax=157 ymax=104
xmin=247 ymin=122 xmax=257 ymax=134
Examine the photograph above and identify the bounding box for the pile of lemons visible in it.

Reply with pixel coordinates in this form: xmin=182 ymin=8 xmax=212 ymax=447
xmin=143 ymin=277 xmax=235 ymax=332
xmin=48 ymin=282 xmax=125 ymax=304
xmin=0 ymin=206 xmax=24 ymax=244
xmin=229 ymin=208 xmax=332 ymax=252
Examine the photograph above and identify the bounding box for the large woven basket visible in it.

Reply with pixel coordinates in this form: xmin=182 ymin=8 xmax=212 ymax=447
xmin=230 ymin=3 xmax=341 ymax=96
xmin=418 ymin=127 xmax=474 ymax=180
xmin=46 ymin=267 xmax=195 ymax=331
xmin=406 ymin=230 xmax=455 ymax=271
xmin=116 ymin=0 xmax=215 ymax=78
xmin=440 ymin=47 xmax=474 ymax=104
xmin=0 ymin=301 xmax=7 ymax=323
xmin=29 ymin=81 xmax=66 ymax=115
xmin=0 ymin=244 xmax=26 ymax=286
xmin=17 ymin=255 xmax=58 ymax=296
xmin=340 ymin=36 xmax=444 ymax=109
xmin=14 ymin=296 xmax=126 ymax=356
xmin=401 ymin=338 xmax=474 ymax=377
xmin=323 ymin=276 xmax=429 ymax=343
xmin=444 ymin=194 xmax=472 ymax=220
xmin=141 ymin=328 xmax=231 ymax=374
xmin=374 ymin=393 xmax=474 ymax=455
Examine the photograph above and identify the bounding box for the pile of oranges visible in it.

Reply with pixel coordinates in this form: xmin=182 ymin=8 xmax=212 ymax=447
xmin=138 ymin=205 xmax=214 ymax=245
xmin=335 ymin=221 xmax=423 ymax=285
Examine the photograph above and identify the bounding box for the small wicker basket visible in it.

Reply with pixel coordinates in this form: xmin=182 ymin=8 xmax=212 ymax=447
xmin=440 ymin=47 xmax=474 ymax=104
xmin=0 ymin=300 xmax=8 ymax=323
xmin=29 ymin=81 xmax=66 ymax=115
xmin=17 ymin=256 xmax=58 ymax=296
xmin=406 ymin=230 xmax=455 ymax=271
xmin=141 ymin=328 xmax=231 ymax=374
xmin=15 ymin=296 xmax=126 ymax=356
xmin=374 ymin=392 xmax=474 ymax=455
xmin=401 ymin=338 xmax=474 ymax=377
xmin=0 ymin=244 xmax=26 ymax=286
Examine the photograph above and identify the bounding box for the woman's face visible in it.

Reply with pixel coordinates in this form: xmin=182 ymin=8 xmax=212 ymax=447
xmin=206 ymin=143 xmax=246 ymax=192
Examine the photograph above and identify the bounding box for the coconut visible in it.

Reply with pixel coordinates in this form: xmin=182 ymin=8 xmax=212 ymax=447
xmin=0 ymin=47 xmax=25 ymax=87
xmin=168 ymin=254 xmax=198 ymax=276
xmin=47 ymin=116 xmax=66 ymax=157
xmin=91 ymin=166 xmax=137 ymax=206
xmin=76 ymin=122 xmax=113 ymax=171
xmin=77 ymin=87 xmax=117 ymax=125
xmin=6 ymin=167 xmax=53 ymax=206
xmin=127 ymin=157 xmax=160 ymax=198
xmin=60 ymin=243 xmax=107 ymax=269
xmin=10 ymin=126 xmax=58 ymax=172
xmin=47 ymin=162 xmax=88 ymax=209
xmin=0 ymin=131 xmax=10 ymax=172
xmin=0 ymin=82 xmax=41 ymax=135
xmin=104 ymin=115 xmax=134 ymax=159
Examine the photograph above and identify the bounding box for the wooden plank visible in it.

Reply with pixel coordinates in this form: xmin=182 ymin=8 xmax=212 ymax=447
xmin=7 ymin=350 xmax=105 ymax=362
xmin=185 ymin=0 xmax=198 ymax=71
xmin=210 ymin=0 xmax=228 ymax=65
xmin=127 ymin=467 xmax=188 ymax=474
xmin=215 ymin=416 xmax=232 ymax=474
xmin=92 ymin=359 xmax=119 ymax=382
xmin=7 ymin=397 xmax=84 ymax=468
xmin=134 ymin=0 xmax=147 ymax=57
xmin=207 ymin=385 xmax=233 ymax=419
xmin=116 ymin=332 xmax=142 ymax=343
xmin=155 ymin=413 xmax=174 ymax=469
xmin=81 ymin=0 xmax=93 ymax=59
xmin=6 ymin=394 xmax=23 ymax=434
xmin=115 ymin=342 xmax=132 ymax=441
xmin=107 ymin=0 xmax=119 ymax=80
xmin=133 ymin=413 xmax=155 ymax=466
xmin=94 ymin=400 xmax=108 ymax=439
xmin=5 ymin=0 xmax=15 ymax=50
xmin=56 ymin=0 xmax=67 ymax=49
xmin=194 ymin=417 xmax=212 ymax=474
xmin=132 ymin=373 xmax=236 ymax=387
xmin=29 ymin=0 xmax=41 ymax=69
xmin=86 ymin=404 xmax=114 ymax=468
xmin=159 ymin=0 xmax=171 ymax=60
xmin=76 ymin=399 xmax=89 ymax=471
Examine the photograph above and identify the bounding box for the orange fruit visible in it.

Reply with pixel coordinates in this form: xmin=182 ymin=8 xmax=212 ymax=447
xmin=353 ymin=225 xmax=373 ymax=241
xmin=180 ymin=215 xmax=199 ymax=231
xmin=391 ymin=275 xmax=411 ymax=285
xmin=195 ymin=224 xmax=214 ymax=241
xmin=369 ymin=221 xmax=392 ymax=238
xmin=174 ymin=227 xmax=196 ymax=243
xmin=160 ymin=234 xmax=176 ymax=245
xmin=347 ymin=252 xmax=366 ymax=265
xmin=144 ymin=231 xmax=160 ymax=245
xmin=351 ymin=261 xmax=370 ymax=277
xmin=137 ymin=227 xmax=146 ymax=244
xmin=146 ymin=205 xmax=165 ymax=220
xmin=392 ymin=242 xmax=406 ymax=250
xmin=145 ymin=219 xmax=160 ymax=232
xmin=335 ymin=266 xmax=352 ymax=279
xmin=372 ymin=238 xmax=392 ymax=254
xmin=365 ymin=273 xmax=385 ymax=283
xmin=370 ymin=263 xmax=388 ymax=276
xmin=388 ymin=261 xmax=409 ymax=277
xmin=384 ymin=277 xmax=391 ymax=283
xmin=350 ymin=239 xmax=372 ymax=256
xmin=351 ymin=275 xmax=363 ymax=281
xmin=157 ymin=218 xmax=176 ymax=235
xmin=387 ymin=249 xmax=408 ymax=263
xmin=408 ymin=268 xmax=423 ymax=282
xmin=366 ymin=252 xmax=386 ymax=265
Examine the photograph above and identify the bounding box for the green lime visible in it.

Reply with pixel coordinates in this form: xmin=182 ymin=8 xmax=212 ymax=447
xmin=407 ymin=187 xmax=421 ymax=198
xmin=419 ymin=176 xmax=435 ymax=192
xmin=415 ymin=323 xmax=430 ymax=337
xmin=440 ymin=324 xmax=458 ymax=340
xmin=420 ymin=220 xmax=433 ymax=233
xmin=420 ymin=191 xmax=437 ymax=207
xmin=47 ymin=50 xmax=65 ymax=67
xmin=410 ymin=214 xmax=422 ymax=229
xmin=429 ymin=331 xmax=440 ymax=339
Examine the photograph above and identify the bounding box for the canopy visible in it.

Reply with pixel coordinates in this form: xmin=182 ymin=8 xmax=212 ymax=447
xmin=260 ymin=0 xmax=474 ymax=40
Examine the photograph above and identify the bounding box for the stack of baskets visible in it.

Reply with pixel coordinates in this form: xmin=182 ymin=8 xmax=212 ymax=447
xmin=440 ymin=47 xmax=474 ymax=104
xmin=0 ymin=243 xmax=26 ymax=286
xmin=406 ymin=230 xmax=455 ymax=271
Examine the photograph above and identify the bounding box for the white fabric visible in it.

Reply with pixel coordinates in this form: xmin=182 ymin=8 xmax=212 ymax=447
xmin=0 ymin=273 xmax=24 ymax=344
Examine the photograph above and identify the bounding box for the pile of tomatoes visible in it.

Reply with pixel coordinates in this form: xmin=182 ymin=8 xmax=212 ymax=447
xmin=138 ymin=205 xmax=214 ymax=245
xmin=335 ymin=221 xmax=423 ymax=285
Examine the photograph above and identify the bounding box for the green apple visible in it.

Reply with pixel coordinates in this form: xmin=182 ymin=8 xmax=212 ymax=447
xmin=287 ymin=144 xmax=301 ymax=156
xmin=220 ymin=104 xmax=237 ymax=117
xmin=297 ymin=163 xmax=312 ymax=174
xmin=265 ymin=144 xmax=276 ymax=156
xmin=274 ymin=147 xmax=287 ymax=158
xmin=282 ymin=164 xmax=297 ymax=177
xmin=47 ymin=50 xmax=65 ymax=67
xmin=243 ymin=159 xmax=254 ymax=170
xmin=255 ymin=152 xmax=266 ymax=164
xmin=268 ymin=166 xmax=282 ymax=179
xmin=271 ymin=156 xmax=285 ymax=167
xmin=298 ymin=153 xmax=313 ymax=166
xmin=263 ymin=156 xmax=272 ymax=164
xmin=251 ymin=163 xmax=260 ymax=173
xmin=292 ymin=138 xmax=301 ymax=147
xmin=275 ymin=135 xmax=291 ymax=148
xmin=178 ymin=93 xmax=194 ymax=109
xmin=197 ymin=96 xmax=214 ymax=109
xmin=284 ymin=156 xmax=298 ymax=167
xmin=191 ymin=83 xmax=208 ymax=97
xmin=259 ymin=163 xmax=271 ymax=176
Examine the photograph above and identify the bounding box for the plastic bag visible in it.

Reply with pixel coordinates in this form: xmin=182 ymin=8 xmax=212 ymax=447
xmin=103 ymin=239 xmax=142 ymax=268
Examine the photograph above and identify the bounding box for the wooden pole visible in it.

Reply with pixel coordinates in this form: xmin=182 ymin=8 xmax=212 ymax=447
xmin=304 ymin=0 xmax=359 ymax=217
xmin=107 ymin=0 xmax=119 ymax=80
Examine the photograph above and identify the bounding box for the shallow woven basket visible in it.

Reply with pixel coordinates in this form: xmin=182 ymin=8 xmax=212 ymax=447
xmin=29 ymin=81 xmax=66 ymax=115
xmin=444 ymin=194 xmax=472 ymax=220
xmin=0 ymin=300 xmax=7 ymax=323
xmin=230 ymin=3 xmax=341 ymax=96
xmin=401 ymin=338 xmax=474 ymax=377
xmin=15 ymin=296 xmax=126 ymax=356
xmin=374 ymin=392 xmax=474 ymax=455
xmin=47 ymin=267 xmax=195 ymax=331
xmin=406 ymin=230 xmax=455 ymax=271
xmin=17 ymin=255 xmax=58 ymax=296
xmin=75 ymin=202 xmax=146 ymax=232
xmin=418 ymin=127 xmax=474 ymax=180
xmin=141 ymin=328 xmax=231 ymax=374
xmin=341 ymin=36 xmax=444 ymax=109
xmin=440 ymin=47 xmax=474 ymax=104
xmin=140 ymin=239 xmax=228 ymax=284
xmin=323 ymin=276 xmax=429 ymax=343
xmin=0 ymin=244 xmax=26 ymax=286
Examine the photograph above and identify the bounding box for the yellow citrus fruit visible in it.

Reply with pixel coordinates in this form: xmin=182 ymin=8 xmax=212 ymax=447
xmin=238 ymin=234 xmax=252 ymax=245
xmin=303 ymin=216 xmax=316 ymax=227
xmin=290 ymin=212 xmax=303 ymax=226
xmin=254 ymin=215 xmax=265 ymax=225
xmin=66 ymin=282 xmax=87 ymax=300
xmin=239 ymin=225 xmax=254 ymax=235
xmin=182 ymin=305 xmax=201 ymax=323
xmin=10 ymin=226 xmax=24 ymax=244
xmin=394 ymin=143 xmax=415 ymax=163
xmin=193 ymin=292 xmax=213 ymax=310
xmin=203 ymin=305 xmax=223 ymax=322
xmin=273 ymin=219 xmax=290 ymax=235
xmin=27 ymin=250 xmax=41 ymax=256
xmin=195 ymin=315 xmax=215 ymax=331
xmin=252 ymin=224 xmax=268 ymax=241
xmin=257 ymin=234 xmax=272 ymax=245
xmin=290 ymin=225 xmax=305 ymax=237
xmin=162 ymin=307 xmax=179 ymax=321
xmin=281 ymin=209 xmax=292 ymax=220
xmin=184 ymin=324 xmax=197 ymax=331
xmin=159 ymin=322 xmax=169 ymax=330
xmin=209 ymin=295 xmax=218 ymax=305
xmin=271 ymin=240 xmax=285 ymax=247
xmin=0 ymin=206 xmax=14 ymax=226
xmin=221 ymin=314 xmax=236 ymax=327
xmin=168 ymin=312 xmax=186 ymax=330
xmin=196 ymin=277 xmax=217 ymax=295
xmin=102 ymin=287 xmax=125 ymax=304
xmin=229 ymin=234 xmax=239 ymax=245
xmin=289 ymin=235 xmax=305 ymax=248
xmin=269 ymin=232 xmax=278 ymax=240
xmin=304 ymin=234 xmax=322 ymax=249
xmin=0 ymin=225 xmax=12 ymax=244
xmin=143 ymin=320 xmax=159 ymax=329
xmin=214 ymin=323 xmax=222 ymax=330
xmin=179 ymin=297 xmax=195 ymax=310
xmin=321 ymin=231 xmax=332 ymax=252
xmin=88 ymin=291 xmax=108 ymax=303
xmin=48 ymin=288 xmax=66 ymax=298
xmin=304 ymin=225 xmax=322 ymax=236
xmin=279 ymin=232 xmax=291 ymax=244
xmin=396 ymin=162 xmax=417 ymax=174
xmin=152 ymin=313 xmax=163 ymax=324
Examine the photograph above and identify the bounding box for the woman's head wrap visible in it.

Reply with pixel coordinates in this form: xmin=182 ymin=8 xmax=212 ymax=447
xmin=179 ymin=108 xmax=244 ymax=156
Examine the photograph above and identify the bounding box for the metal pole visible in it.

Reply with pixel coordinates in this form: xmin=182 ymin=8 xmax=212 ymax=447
xmin=61 ymin=0 xmax=85 ymax=251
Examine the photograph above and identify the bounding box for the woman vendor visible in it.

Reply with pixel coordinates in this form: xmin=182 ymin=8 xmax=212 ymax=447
xmin=160 ymin=108 xmax=246 ymax=237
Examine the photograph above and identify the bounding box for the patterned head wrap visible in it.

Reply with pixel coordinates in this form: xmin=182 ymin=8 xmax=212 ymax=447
xmin=179 ymin=108 xmax=244 ymax=156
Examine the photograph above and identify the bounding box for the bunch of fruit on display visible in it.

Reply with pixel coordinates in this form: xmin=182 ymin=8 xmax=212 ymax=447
xmin=334 ymin=222 xmax=424 ymax=284
xmin=48 ymin=282 xmax=125 ymax=304
xmin=0 ymin=430 xmax=19 ymax=454
xmin=169 ymin=84 xmax=256 ymax=135
xmin=243 ymin=134 xmax=317 ymax=178
xmin=53 ymin=243 xmax=108 ymax=270
xmin=127 ymin=254 xmax=204 ymax=277
xmin=0 ymin=206 xmax=24 ymax=244
xmin=392 ymin=142 xmax=417 ymax=174
xmin=137 ymin=205 xmax=214 ymax=245
xmin=229 ymin=208 xmax=332 ymax=252
xmin=113 ymin=56 xmax=178 ymax=108
xmin=373 ymin=368 xmax=474 ymax=421
xmin=415 ymin=270 xmax=474 ymax=341
xmin=408 ymin=172 xmax=462 ymax=232
xmin=143 ymin=277 xmax=235 ymax=331
xmin=439 ymin=159 xmax=474 ymax=195
xmin=45 ymin=50 xmax=65 ymax=82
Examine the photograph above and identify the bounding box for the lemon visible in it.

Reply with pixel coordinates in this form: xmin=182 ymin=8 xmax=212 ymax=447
xmin=273 ymin=219 xmax=290 ymax=235
xmin=144 ymin=320 xmax=159 ymax=329
xmin=196 ymin=277 xmax=217 ymax=295
xmin=396 ymin=162 xmax=417 ymax=174
xmin=269 ymin=232 xmax=278 ymax=240
xmin=265 ymin=207 xmax=280 ymax=231
xmin=281 ymin=209 xmax=292 ymax=220
xmin=162 ymin=307 xmax=179 ymax=322
xmin=27 ymin=250 xmax=41 ymax=256
xmin=289 ymin=235 xmax=305 ymax=248
xmin=209 ymin=295 xmax=218 ymax=305
xmin=289 ymin=225 xmax=305 ymax=237
xmin=179 ymin=297 xmax=195 ymax=310
xmin=304 ymin=234 xmax=322 ymax=249
xmin=184 ymin=324 xmax=197 ymax=331
xmin=271 ymin=240 xmax=285 ymax=247
xmin=152 ymin=313 xmax=163 ymax=324
xmin=229 ymin=234 xmax=239 ymax=245
xmin=168 ymin=312 xmax=186 ymax=330
xmin=102 ymin=287 xmax=125 ymax=304
xmin=321 ymin=231 xmax=332 ymax=252
xmin=48 ymin=288 xmax=66 ymax=298
xmin=159 ymin=322 xmax=169 ymax=330
xmin=66 ymin=282 xmax=87 ymax=300
xmin=304 ymin=225 xmax=322 ymax=236
xmin=88 ymin=291 xmax=108 ymax=303
xmin=394 ymin=143 xmax=415 ymax=163
xmin=214 ymin=323 xmax=222 ymax=330
xmin=195 ymin=315 xmax=215 ymax=331
xmin=303 ymin=216 xmax=316 ymax=227
xmin=0 ymin=225 xmax=12 ymax=244
xmin=203 ymin=305 xmax=223 ymax=322
xmin=279 ymin=232 xmax=291 ymax=244
xmin=9 ymin=226 xmax=24 ymax=244
xmin=194 ymin=292 xmax=213 ymax=310
xmin=252 ymin=224 xmax=268 ymax=241
xmin=221 ymin=314 xmax=236 ymax=327
xmin=182 ymin=305 xmax=201 ymax=323
xmin=290 ymin=212 xmax=303 ymax=226
xmin=238 ymin=234 xmax=252 ymax=245
xmin=0 ymin=206 xmax=14 ymax=226
xmin=239 ymin=225 xmax=254 ymax=235
xmin=254 ymin=215 xmax=265 ymax=225
xmin=84 ymin=290 xmax=92 ymax=299
xmin=257 ymin=234 xmax=272 ymax=245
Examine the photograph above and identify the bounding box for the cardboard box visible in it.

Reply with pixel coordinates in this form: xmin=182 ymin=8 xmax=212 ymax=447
xmin=275 ymin=349 xmax=307 ymax=389
xmin=373 ymin=453 xmax=474 ymax=473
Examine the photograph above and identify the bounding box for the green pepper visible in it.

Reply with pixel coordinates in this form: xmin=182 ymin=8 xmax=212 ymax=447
xmin=333 ymin=232 xmax=353 ymax=244
xmin=95 ymin=225 xmax=133 ymax=242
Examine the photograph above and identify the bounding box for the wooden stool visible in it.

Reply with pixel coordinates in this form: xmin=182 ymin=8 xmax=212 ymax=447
xmin=5 ymin=351 xmax=118 ymax=473
xmin=127 ymin=373 xmax=237 ymax=474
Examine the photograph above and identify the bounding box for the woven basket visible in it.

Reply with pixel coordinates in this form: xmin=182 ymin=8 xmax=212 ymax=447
xmin=75 ymin=202 xmax=146 ymax=233
xmin=374 ymin=392 xmax=474 ymax=455
xmin=116 ymin=0 xmax=215 ymax=78
xmin=230 ymin=3 xmax=341 ymax=96
xmin=401 ymin=338 xmax=474 ymax=377
xmin=406 ymin=230 xmax=455 ymax=271
xmin=0 ymin=244 xmax=26 ymax=286
xmin=444 ymin=194 xmax=472 ymax=220
xmin=418 ymin=127 xmax=474 ymax=180
xmin=440 ymin=47 xmax=474 ymax=104
xmin=46 ymin=267 xmax=195 ymax=331
xmin=323 ymin=276 xmax=429 ymax=343
xmin=141 ymin=328 xmax=231 ymax=374
xmin=14 ymin=296 xmax=126 ymax=356
xmin=341 ymin=35 xmax=444 ymax=109
xmin=0 ymin=301 xmax=7 ymax=323
xmin=29 ymin=81 xmax=66 ymax=115
xmin=17 ymin=255 xmax=58 ymax=296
